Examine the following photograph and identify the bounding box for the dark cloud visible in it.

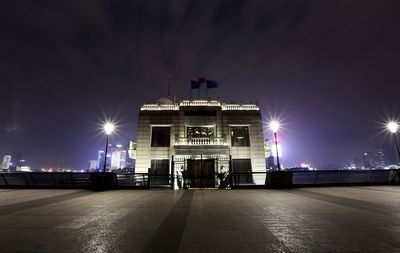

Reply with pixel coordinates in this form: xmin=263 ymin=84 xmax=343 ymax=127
xmin=0 ymin=0 xmax=399 ymax=168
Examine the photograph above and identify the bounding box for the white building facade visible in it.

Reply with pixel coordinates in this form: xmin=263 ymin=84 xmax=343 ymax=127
xmin=135 ymin=99 xmax=267 ymax=186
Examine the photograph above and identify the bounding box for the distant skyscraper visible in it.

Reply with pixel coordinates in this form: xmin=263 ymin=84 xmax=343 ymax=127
xmin=111 ymin=148 xmax=127 ymax=170
xmin=88 ymin=160 xmax=98 ymax=171
xmin=375 ymin=146 xmax=385 ymax=168
xmin=264 ymin=139 xmax=275 ymax=170
xmin=97 ymin=150 xmax=104 ymax=170
xmin=383 ymin=141 xmax=397 ymax=165
xmin=354 ymin=156 xmax=363 ymax=168
xmin=1 ymin=155 xmax=12 ymax=170
xmin=266 ymin=156 xmax=275 ymax=170
xmin=362 ymin=152 xmax=376 ymax=169
xmin=11 ymin=152 xmax=22 ymax=168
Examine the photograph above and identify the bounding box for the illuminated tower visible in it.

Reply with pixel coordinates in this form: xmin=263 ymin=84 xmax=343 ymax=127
xmin=1 ymin=155 xmax=12 ymax=171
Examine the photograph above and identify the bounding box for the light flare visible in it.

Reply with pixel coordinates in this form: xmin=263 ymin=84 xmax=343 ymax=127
xmin=104 ymin=122 xmax=115 ymax=135
xmin=387 ymin=121 xmax=398 ymax=134
xmin=269 ymin=120 xmax=280 ymax=133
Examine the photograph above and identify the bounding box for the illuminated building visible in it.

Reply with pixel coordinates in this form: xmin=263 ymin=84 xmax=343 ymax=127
xmin=97 ymin=150 xmax=104 ymax=170
xmin=264 ymin=139 xmax=275 ymax=170
xmin=89 ymin=160 xmax=98 ymax=171
xmin=1 ymin=155 xmax=12 ymax=171
xmin=375 ymin=146 xmax=385 ymax=168
xmin=362 ymin=152 xmax=376 ymax=169
xmin=111 ymin=147 xmax=127 ymax=170
xmin=135 ymin=98 xmax=267 ymax=186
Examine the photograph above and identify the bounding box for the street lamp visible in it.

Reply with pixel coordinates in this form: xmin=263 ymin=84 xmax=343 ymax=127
xmin=387 ymin=121 xmax=400 ymax=163
xmin=103 ymin=122 xmax=115 ymax=173
xmin=269 ymin=121 xmax=281 ymax=171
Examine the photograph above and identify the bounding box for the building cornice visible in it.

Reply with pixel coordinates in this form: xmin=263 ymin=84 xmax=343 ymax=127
xmin=140 ymin=99 xmax=259 ymax=111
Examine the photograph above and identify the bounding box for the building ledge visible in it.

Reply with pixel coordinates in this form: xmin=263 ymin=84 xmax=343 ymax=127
xmin=140 ymin=99 xmax=259 ymax=111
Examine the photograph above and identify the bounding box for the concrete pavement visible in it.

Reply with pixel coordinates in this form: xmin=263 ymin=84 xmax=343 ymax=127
xmin=1 ymin=186 xmax=400 ymax=252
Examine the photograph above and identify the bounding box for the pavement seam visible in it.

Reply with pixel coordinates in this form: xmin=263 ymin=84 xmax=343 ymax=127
xmin=141 ymin=190 xmax=193 ymax=253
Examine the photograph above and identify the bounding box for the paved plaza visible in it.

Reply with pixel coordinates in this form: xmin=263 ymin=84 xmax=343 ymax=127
xmin=1 ymin=187 xmax=400 ymax=252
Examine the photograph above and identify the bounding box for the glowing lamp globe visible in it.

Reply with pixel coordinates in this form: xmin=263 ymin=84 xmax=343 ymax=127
xmin=269 ymin=121 xmax=280 ymax=133
xmin=387 ymin=122 xmax=398 ymax=134
xmin=104 ymin=123 xmax=115 ymax=135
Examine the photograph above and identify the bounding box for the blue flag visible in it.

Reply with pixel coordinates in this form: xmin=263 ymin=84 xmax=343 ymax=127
xmin=191 ymin=80 xmax=200 ymax=89
xmin=206 ymin=80 xmax=218 ymax=89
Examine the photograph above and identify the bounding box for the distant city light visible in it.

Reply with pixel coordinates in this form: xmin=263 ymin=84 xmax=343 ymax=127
xmin=269 ymin=120 xmax=280 ymax=133
xmin=387 ymin=121 xmax=398 ymax=134
xmin=300 ymin=163 xmax=310 ymax=168
xmin=104 ymin=122 xmax=115 ymax=135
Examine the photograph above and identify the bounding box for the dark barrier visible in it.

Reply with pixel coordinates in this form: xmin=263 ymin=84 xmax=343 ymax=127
xmin=0 ymin=172 xmax=172 ymax=189
xmin=231 ymin=169 xmax=400 ymax=188
xmin=1 ymin=170 xmax=398 ymax=189
xmin=0 ymin=172 xmax=91 ymax=188
xmin=292 ymin=169 xmax=398 ymax=185
xmin=116 ymin=173 xmax=149 ymax=188
xmin=149 ymin=174 xmax=172 ymax=188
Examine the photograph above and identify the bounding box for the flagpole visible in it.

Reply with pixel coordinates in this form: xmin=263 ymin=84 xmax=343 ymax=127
xmin=206 ymin=87 xmax=208 ymax=99
xmin=198 ymin=87 xmax=200 ymax=99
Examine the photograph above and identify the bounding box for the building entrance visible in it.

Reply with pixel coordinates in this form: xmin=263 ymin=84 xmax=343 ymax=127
xmin=187 ymin=159 xmax=215 ymax=187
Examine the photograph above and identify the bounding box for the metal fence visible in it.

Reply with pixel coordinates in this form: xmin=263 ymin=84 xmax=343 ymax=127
xmin=230 ymin=169 xmax=399 ymax=188
xmin=0 ymin=172 xmax=173 ymax=189
xmin=149 ymin=174 xmax=173 ymax=188
xmin=116 ymin=173 xmax=149 ymax=188
xmin=0 ymin=172 xmax=91 ymax=188
xmin=292 ymin=169 xmax=397 ymax=185
xmin=1 ymin=170 xmax=398 ymax=189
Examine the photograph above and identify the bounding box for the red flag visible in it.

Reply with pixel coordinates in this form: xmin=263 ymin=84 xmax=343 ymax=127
xmin=198 ymin=77 xmax=206 ymax=84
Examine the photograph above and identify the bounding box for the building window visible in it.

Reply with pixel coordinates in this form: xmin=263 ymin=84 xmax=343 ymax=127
xmin=150 ymin=159 xmax=169 ymax=174
xmin=187 ymin=126 xmax=215 ymax=138
xmin=231 ymin=126 xmax=250 ymax=146
xmin=151 ymin=127 xmax=170 ymax=147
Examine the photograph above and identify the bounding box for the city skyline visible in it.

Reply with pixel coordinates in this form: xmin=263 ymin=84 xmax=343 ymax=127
xmin=1 ymin=1 xmax=400 ymax=168
xmin=1 ymin=103 xmax=399 ymax=170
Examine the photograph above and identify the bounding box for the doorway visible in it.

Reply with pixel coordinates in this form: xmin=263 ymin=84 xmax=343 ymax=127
xmin=187 ymin=159 xmax=215 ymax=188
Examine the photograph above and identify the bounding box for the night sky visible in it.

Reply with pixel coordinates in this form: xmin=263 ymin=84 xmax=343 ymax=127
xmin=1 ymin=0 xmax=400 ymax=168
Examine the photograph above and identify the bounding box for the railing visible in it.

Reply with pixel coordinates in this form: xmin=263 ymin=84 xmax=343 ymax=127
xmin=149 ymin=174 xmax=172 ymax=188
xmin=230 ymin=169 xmax=399 ymax=188
xmin=2 ymin=170 xmax=397 ymax=189
xmin=116 ymin=173 xmax=149 ymax=188
xmin=175 ymin=137 xmax=227 ymax=146
xmin=221 ymin=104 xmax=259 ymax=111
xmin=292 ymin=170 xmax=397 ymax=185
xmin=180 ymin=100 xmax=221 ymax=107
xmin=140 ymin=104 xmax=179 ymax=111
xmin=0 ymin=172 xmax=91 ymax=188
xmin=0 ymin=172 xmax=173 ymax=189
xmin=140 ymin=100 xmax=259 ymax=111
xmin=231 ymin=172 xmax=266 ymax=187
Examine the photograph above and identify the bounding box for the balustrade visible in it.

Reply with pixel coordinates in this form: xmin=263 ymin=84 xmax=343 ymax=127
xmin=175 ymin=137 xmax=226 ymax=146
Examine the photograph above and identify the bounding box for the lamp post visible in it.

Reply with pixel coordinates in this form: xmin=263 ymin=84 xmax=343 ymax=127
xmin=387 ymin=121 xmax=400 ymax=163
xmin=103 ymin=122 xmax=115 ymax=173
xmin=269 ymin=121 xmax=281 ymax=171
